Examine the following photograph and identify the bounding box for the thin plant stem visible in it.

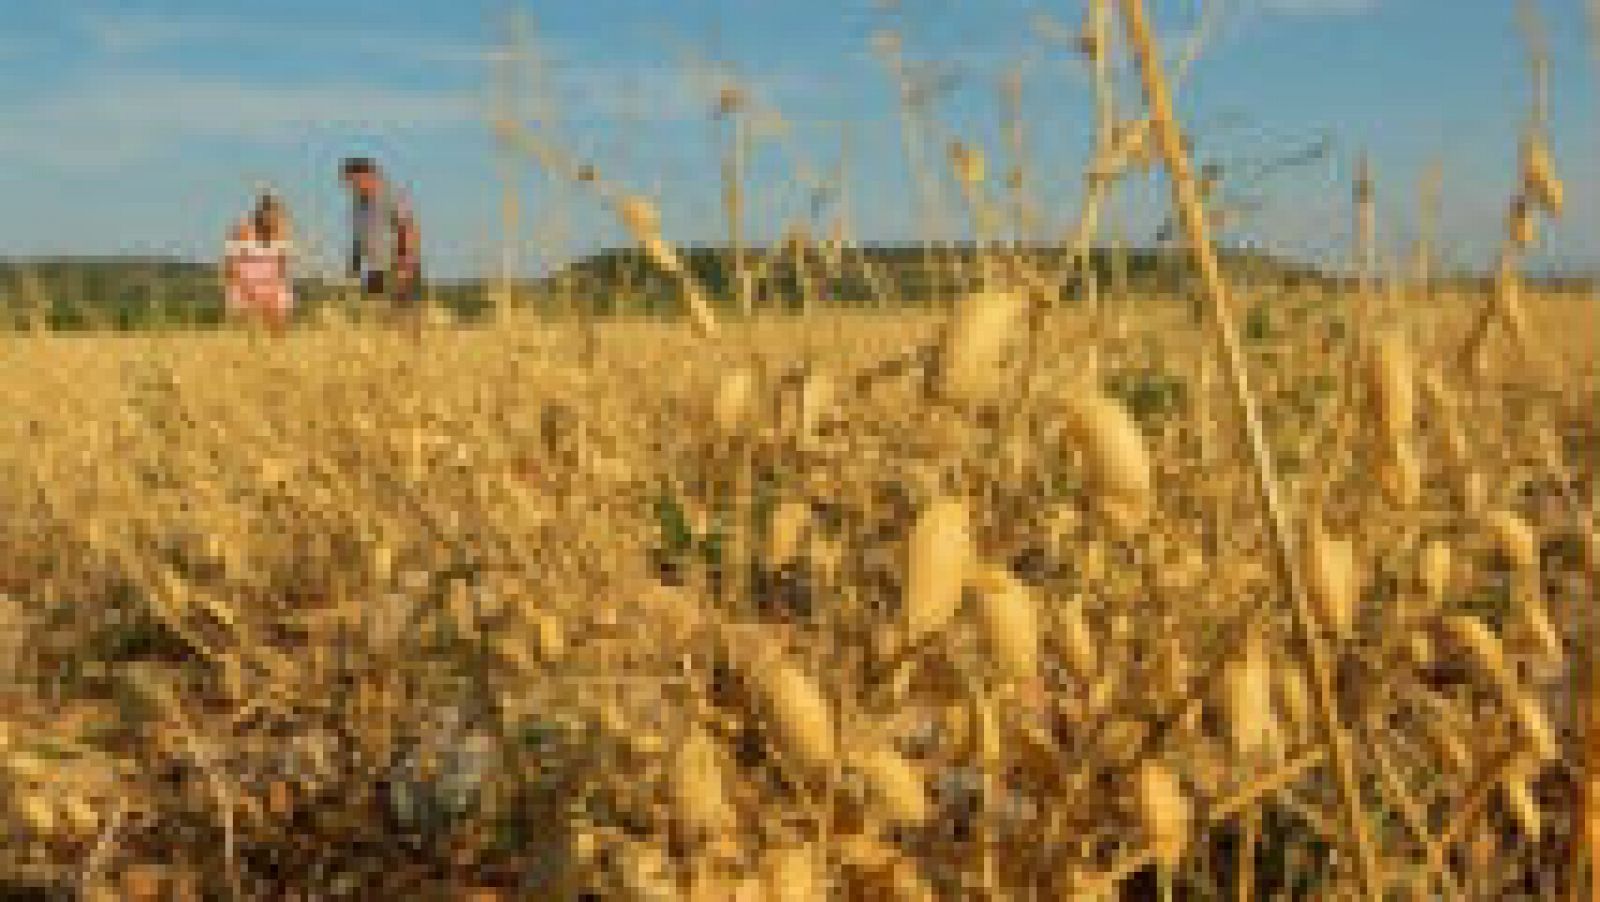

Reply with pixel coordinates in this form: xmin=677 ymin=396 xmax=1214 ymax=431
xmin=1113 ymin=1 xmax=1384 ymax=898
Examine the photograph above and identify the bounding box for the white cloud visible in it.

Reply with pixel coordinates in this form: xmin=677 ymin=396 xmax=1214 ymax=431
xmin=0 ymin=73 xmax=479 ymax=170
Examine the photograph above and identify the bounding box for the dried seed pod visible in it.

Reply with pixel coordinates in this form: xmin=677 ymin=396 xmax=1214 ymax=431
xmin=887 ymin=857 xmax=937 ymax=902
xmin=1074 ymin=11 xmax=1101 ymax=60
xmin=1441 ymin=614 xmax=1516 ymax=699
xmin=854 ymin=743 xmax=930 ymax=825
xmin=1535 ymin=424 xmax=1567 ymax=473
xmin=1370 ymin=331 xmax=1416 ymax=441
xmin=1511 ymin=689 xmax=1558 ymax=765
xmin=17 ymin=793 xmax=57 ymax=836
xmin=1509 ymin=194 xmax=1538 ymax=247
xmin=999 ymin=430 xmax=1034 ymax=484
xmin=1420 ymin=540 xmax=1452 ymax=608
xmin=1056 ymin=594 xmax=1099 ymax=681
xmin=60 ymin=796 xmax=100 ymax=835
xmin=616 ymin=840 xmax=681 ymax=901
xmin=671 ymin=729 xmax=735 ymax=839
xmin=752 ymin=659 xmax=835 ymax=771
xmin=531 ymin=610 xmax=567 ymax=662
xmin=1135 ymin=762 xmax=1191 ymax=871
xmin=1512 ymin=573 xmax=1563 ymax=667
xmin=937 ymin=701 xmax=974 ymax=754
xmin=5 ymin=751 xmax=52 ymax=782
xmin=973 ymin=567 xmax=1039 ymax=683
xmin=1156 ymin=630 xmax=1194 ymax=700
xmin=1059 ymin=391 xmax=1153 ymax=517
xmin=1486 ymin=509 xmax=1539 ymax=574
xmin=949 ymin=140 xmax=987 ymax=187
xmin=792 ymin=366 xmax=835 ymax=437
xmin=935 ymin=291 xmax=1027 ymax=403
xmin=765 ymin=501 xmax=812 ymax=570
xmin=835 ymin=832 xmax=897 ymax=872
xmin=1306 ymin=524 xmax=1358 ymax=640
xmin=1110 ymin=119 xmax=1153 ymax=170
xmin=1081 ymin=539 xmax=1109 ymax=583
xmin=715 ymin=84 xmax=747 ymax=116
xmin=1184 ymin=738 xmax=1232 ymax=804
xmin=904 ymin=497 xmax=972 ymax=645
xmin=1098 ymin=494 xmax=1149 ymax=536
xmin=760 ymin=845 xmax=821 ymax=902
xmin=1275 ymin=663 xmax=1313 ymax=742
xmin=1044 ymin=503 xmax=1081 ymax=547
xmin=1521 ymin=130 xmax=1564 ymax=216
xmin=1501 ymin=753 xmax=1544 ymax=840
xmin=714 ymin=366 xmax=759 ymax=435
xmin=813 ymin=529 xmax=855 ymax=585
xmin=617 ymin=195 xmax=661 ymax=241
xmin=1381 ymin=439 xmax=1423 ymax=508
xmin=1223 ymin=629 xmax=1279 ymax=763
xmin=1406 ymin=630 xmax=1436 ymax=668
xmin=1462 ymin=471 xmax=1489 ymax=515
xmin=1441 ymin=419 xmax=1471 ymax=469
xmin=1420 ymin=714 xmax=1473 ymax=773
xmin=369 ymin=542 xmax=394 ymax=583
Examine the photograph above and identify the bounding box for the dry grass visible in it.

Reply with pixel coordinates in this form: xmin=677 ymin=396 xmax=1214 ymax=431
xmin=1 ymin=0 xmax=1595 ymax=895
xmin=0 ymin=284 xmax=1592 ymax=898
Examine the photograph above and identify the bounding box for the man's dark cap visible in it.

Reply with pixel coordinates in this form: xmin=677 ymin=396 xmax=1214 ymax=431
xmin=341 ymin=157 xmax=380 ymax=177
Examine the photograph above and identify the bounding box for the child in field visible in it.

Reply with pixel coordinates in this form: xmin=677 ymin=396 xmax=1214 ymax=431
xmin=223 ymin=193 xmax=295 ymax=333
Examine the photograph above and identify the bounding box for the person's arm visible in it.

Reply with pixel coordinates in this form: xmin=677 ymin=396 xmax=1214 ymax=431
xmin=223 ymin=224 xmax=245 ymax=287
xmin=393 ymin=205 xmax=420 ymax=284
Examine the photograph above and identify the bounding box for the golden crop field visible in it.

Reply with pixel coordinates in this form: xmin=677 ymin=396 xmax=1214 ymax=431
xmin=0 ymin=283 xmax=1595 ymax=899
xmin=2 ymin=0 xmax=1598 ymax=898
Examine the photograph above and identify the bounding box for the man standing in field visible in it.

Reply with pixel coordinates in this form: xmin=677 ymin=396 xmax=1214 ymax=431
xmin=341 ymin=157 xmax=424 ymax=330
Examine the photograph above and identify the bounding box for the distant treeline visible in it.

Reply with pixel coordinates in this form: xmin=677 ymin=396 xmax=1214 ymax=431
xmin=1 ymin=246 xmax=1591 ymax=331
xmin=556 ymin=241 xmax=1365 ymax=310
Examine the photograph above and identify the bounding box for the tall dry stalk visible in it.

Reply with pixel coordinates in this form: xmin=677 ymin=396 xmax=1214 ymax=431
xmin=489 ymin=7 xmax=531 ymax=321
xmin=492 ymin=119 xmax=719 ymax=337
xmin=716 ymin=86 xmax=754 ymax=317
xmin=873 ymin=29 xmax=953 ymax=307
xmin=1581 ymin=531 xmax=1600 ymax=900
xmin=1035 ymin=0 xmax=1216 ymax=314
xmin=1113 ymin=1 xmax=1384 ymax=897
xmin=1412 ymin=158 xmax=1442 ymax=297
xmin=1352 ymin=152 xmax=1377 ymax=321
xmin=1458 ymin=0 xmax=1560 ymax=374
xmin=999 ymin=67 xmax=1033 ymax=241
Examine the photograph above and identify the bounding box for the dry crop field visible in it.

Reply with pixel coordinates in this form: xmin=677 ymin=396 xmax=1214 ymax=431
xmin=2 ymin=0 xmax=1598 ymax=897
xmin=0 ymin=284 xmax=1595 ymax=899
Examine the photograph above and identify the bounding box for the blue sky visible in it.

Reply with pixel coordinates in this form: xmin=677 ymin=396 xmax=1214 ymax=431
xmin=0 ymin=0 xmax=1594 ymax=278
